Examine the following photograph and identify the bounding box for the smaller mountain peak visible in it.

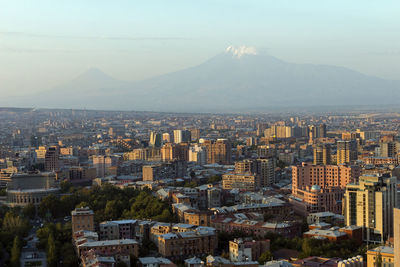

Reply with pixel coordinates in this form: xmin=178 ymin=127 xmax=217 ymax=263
xmin=225 ymin=45 xmax=257 ymax=58
xmin=84 ymin=67 xmax=107 ymax=76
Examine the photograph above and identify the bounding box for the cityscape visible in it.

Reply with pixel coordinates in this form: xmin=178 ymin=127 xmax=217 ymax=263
xmin=0 ymin=108 xmax=399 ymax=266
xmin=1 ymin=1 xmax=400 ymax=267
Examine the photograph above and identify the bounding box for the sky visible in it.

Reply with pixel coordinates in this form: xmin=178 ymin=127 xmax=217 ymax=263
xmin=1 ymin=0 xmax=400 ymax=96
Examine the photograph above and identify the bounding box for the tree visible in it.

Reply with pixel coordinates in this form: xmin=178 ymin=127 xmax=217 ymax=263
xmin=10 ymin=236 xmax=21 ymax=267
xmin=60 ymin=180 xmax=72 ymax=193
xmin=22 ymin=203 xmax=36 ymax=219
xmin=207 ymin=175 xmax=222 ymax=184
xmin=60 ymin=243 xmax=79 ymax=267
xmin=47 ymin=234 xmax=57 ymax=267
xmin=116 ymin=261 xmax=128 ymax=267
xmin=38 ymin=194 xmax=61 ymax=218
xmin=375 ymin=249 xmax=382 ymax=267
xmin=259 ymin=251 xmax=273 ymax=264
xmin=2 ymin=211 xmax=30 ymax=237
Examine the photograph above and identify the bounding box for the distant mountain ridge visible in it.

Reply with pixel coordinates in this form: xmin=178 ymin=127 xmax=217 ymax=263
xmin=4 ymin=47 xmax=400 ymax=112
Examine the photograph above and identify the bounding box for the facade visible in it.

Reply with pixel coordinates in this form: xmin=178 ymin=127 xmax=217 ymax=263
xmin=290 ymin=186 xmax=344 ymax=215
xmin=394 ymin=208 xmax=400 ymax=267
xmin=142 ymin=160 xmax=186 ymax=181
xmin=235 ymin=159 xmax=276 ymax=187
xmin=162 ymin=133 xmax=171 ymax=143
xmin=6 ymin=172 xmax=59 ymax=206
xmin=150 ymin=132 xmax=162 ymax=148
xmin=173 ymin=130 xmax=191 ymax=144
xmin=222 ymin=173 xmax=258 ymax=191
xmin=303 ymin=226 xmax=362 ymax=243
xmin=366 ymin=246 xmax=394 ymax=267
xmin=291 ymin=163 xmax=360 ymax=215
xmin=158 ymin=229 xmax=217 ymax=259
xmin=77 ymin=239 xmax=139 ymax=258
xmin=229 ymin=238 xmax=270 ymax=262
xmin=313 ymin=144 xmax=331 ymax=165
xmin=292 ymin=163 xmax=360 ymax=191
xmin=211 ymin=216 xmax=301 ymax=239
xmin=190 ymin=128 xmax=200 ymax=141
xmin=380 ymin=141 xmax=399 ymax=158
xmin=72 ymin=207 xmax=95 ymax=234
xmin=188 ymin=145 xmax=207 ymax=165
xmin=337 ymin=140 xmax=358 ymax=165
xmin=92 ymin=155 xmax=112 ymax=178
xmin=45 ymin=146 xmax=60 ymax=171
xmin=343 ymin=174 xmax=397 ymax=243
xmin=200 ymin=139 xmax=232 ymax=165
xmin=161 ymin=143 xmax=189 ymax=161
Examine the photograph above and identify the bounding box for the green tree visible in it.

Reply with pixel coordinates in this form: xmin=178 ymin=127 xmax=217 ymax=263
xmin=60 ymin=180 xmax=72 ymax=193
xmin=2 ymin=211 xmax=31 ymax=237
xmin=10 ymin=236 xmax=21 ymax=267
xmin=207 ymin=175 xmax=222 ymax=184
xmin=60 ymin=243 xmax=79 ymax=267
xmin=47 ymin=233 xmax=57 ymax=267
xmin=375 ymin=249 xmax=382 ymax=267
xmin=39 ymin=194 xmax=61 ymax=218
xmin=259 ymin=251 xmax=273 ymax=264
xmin=116 ymin=261 xmax=128 ymax=267
xmin=22 ymin=203 xmax=36 ymax=219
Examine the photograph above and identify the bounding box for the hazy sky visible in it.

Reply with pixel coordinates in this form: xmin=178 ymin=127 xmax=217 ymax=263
xmin=1 ymin=0 xmax=400 ymax=96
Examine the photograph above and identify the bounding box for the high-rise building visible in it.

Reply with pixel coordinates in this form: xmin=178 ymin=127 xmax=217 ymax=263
xmin=162 ymin=133 xmax=171 ymax=143
xmin=35 ymin=146 xmax=47 ymax=164
xmin=337 ymin=140 xmax=358 ymax=164
xmin=256 ymin=123 xmax=268 ymax=137
xmin=188 ymin=144 xmax=207 ymax=165
xmin=235 ymin=159 xmax=253 ymax=174
xmin=149 ymin=131 xmax=162 ymax=147
xmin=343 ymin=174 xmax=397 ymax=243
xmin=92 ymin=155 xmax=112 ymax=178
xmin=290 ymin=163 xmax=360 ymax=215
xmin=200 ymin=139 xmax=232 ymax=165
xmin=255 ymin=158 xmax=276 ymax=187
xmin=292 ymin=163 xmax=360 ymax=190
xmin=308 ymin=124 xmax=327 ymax=143
xmin=257 ymin=145 xmax=276 ymax=158
xmin=264 ymin=125 xmax=293 ymax=139
xmin=313 ymin=144 xmax=331 ymax=165
xmin=161 ymin=142 xmax=189 ymax=161
xmin=161 ymin=143 xmax=175 ymax=161
xmin=235 ymin=158 xmax=276 ymax=187
xmin=45 ymin=146 xmax=59 ymax=171
xmin=190 ymin=128 xmax=200 ymax=141
xmin=380 ymin=141 xmax=399 ymax=158
xmin=173 ymin=130 xmax=191 ymax=144
xmin=318 ymin=124 xmax=327 ymax=139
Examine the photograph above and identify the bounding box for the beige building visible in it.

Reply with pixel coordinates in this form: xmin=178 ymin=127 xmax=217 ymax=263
xmin=35 ymin=146 xmax=47 ymax=164
xmin=229 ymin=238 xmax=270 ymax=262
xmin=158 ymin=229 xmax=217 ymax=260
xmin=222 ymin=173 xmax=258 ymax=191
xmin=71 ymin=207 xmax=95 ymax=234
xmin=200 ymin=139 xmax=231 ymax=165
xmin=337 ymin=140 xmax=358 ymax=165
xmin=394 ymin=208 xmax=400 ymax=267
xmin=343 ymin=175 xmax=397 ymax=243
xmin=366 ymin=246 xmax=394 ymax=267
xmin=313 ymin=143 xmax=331 ymax=165
xmin=235 ymin=159 xmax=275 ymax=187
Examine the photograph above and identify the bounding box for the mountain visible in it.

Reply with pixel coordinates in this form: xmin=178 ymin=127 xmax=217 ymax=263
xmin=4 ymin=47 xmax=400 ymax=112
